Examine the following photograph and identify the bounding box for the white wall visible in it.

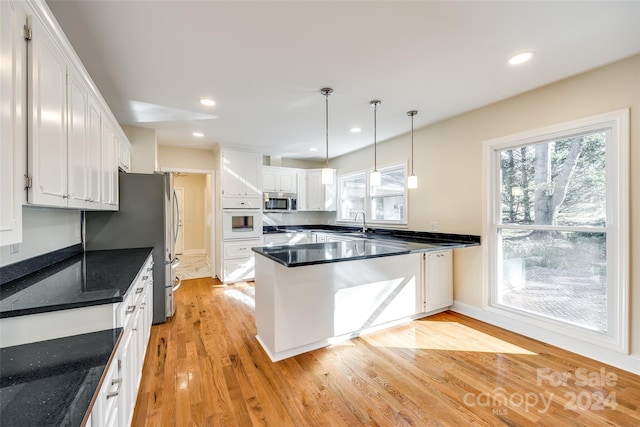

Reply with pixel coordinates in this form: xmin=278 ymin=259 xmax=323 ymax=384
xmin=332 ymin=55 xmax=640 ymax=361
xmin=157 ymin=146 xmax=216 ymax=171
xmin=122 ymin=125 xmax=157 ymax=173
xmin=0 ymin=207 xmax=81 ymax=266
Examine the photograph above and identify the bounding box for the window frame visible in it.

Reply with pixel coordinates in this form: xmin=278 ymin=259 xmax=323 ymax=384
xmin=337 ymin=161 xmax=408 ymax=227
xmin=482 ymin=109 xmax=629 ymax=354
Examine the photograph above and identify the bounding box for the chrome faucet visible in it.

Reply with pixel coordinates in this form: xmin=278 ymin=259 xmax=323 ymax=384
xmin=354 ymin=210 xmax=366 ymax=233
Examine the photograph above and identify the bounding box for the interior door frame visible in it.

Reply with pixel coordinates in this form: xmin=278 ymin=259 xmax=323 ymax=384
xmin=160 ymin=167 xmax=216 ymax=278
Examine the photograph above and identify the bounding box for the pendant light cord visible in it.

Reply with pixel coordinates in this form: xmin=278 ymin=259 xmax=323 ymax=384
xmin=325 ymin=92 xmax=329 ymax=167
xmin=321 ymin=88 xmax=333 ymax=168
xmin=370 ymin=100 xmax=381 ymax=171
xmin=407 ymin=110 xmax=418 ymax=175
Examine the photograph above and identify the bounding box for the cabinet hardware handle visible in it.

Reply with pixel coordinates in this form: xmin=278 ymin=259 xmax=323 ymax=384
xmin=126 ymin=305 xmax=136 ymax=314
xmin=107 ymin=378 xmax=123 ymax=399
xmin=136 ymin=287 xmax=144 ymax=294
xmin=142 ymin=275 xmax=149 ymax=281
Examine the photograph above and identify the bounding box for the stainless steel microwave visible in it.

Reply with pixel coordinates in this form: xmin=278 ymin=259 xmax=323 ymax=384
xmin=263 ymin=192 xmax=297 ymax=212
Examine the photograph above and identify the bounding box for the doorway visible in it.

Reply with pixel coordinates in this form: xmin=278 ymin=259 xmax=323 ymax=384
xmin=163 ymin=169 xmax=216 ymax=280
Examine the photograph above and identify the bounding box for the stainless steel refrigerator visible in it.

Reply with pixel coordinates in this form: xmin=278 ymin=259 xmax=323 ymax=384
xmin=84 ymin=172 xmax=181 ymax=324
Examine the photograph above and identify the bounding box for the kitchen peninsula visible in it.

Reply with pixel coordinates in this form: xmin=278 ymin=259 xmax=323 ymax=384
xmin=252 ymin=229 xmax=480 ymax=362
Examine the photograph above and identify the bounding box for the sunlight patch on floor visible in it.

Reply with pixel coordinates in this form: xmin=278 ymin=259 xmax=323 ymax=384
xmin=223 ymin=288 xmax=255 ymax=309
xmin=361 ymin=320 xmax=537 ymax=355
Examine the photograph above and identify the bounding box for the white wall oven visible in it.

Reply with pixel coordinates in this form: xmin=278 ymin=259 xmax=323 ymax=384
xmin=223 ymin=210 xmax=263 ymax=240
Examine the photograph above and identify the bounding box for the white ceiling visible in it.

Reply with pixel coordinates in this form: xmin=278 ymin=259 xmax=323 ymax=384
xmin=46 ymin=1 xmax=640 ymax=161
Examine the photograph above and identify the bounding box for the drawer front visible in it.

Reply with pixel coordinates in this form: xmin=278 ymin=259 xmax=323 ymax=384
xmin=223 ymin=257 xmax=255 ymax=283
xmin=224 ymin=240 xmax=259 ymax=259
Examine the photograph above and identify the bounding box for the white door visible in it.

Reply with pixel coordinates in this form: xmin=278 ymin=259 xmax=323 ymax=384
xmin=174 ymin=187 xmax=184 ymax=255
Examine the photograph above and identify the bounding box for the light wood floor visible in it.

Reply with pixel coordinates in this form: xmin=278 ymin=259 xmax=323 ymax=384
xmin=132 ymin=277 xmax=640 ymax=426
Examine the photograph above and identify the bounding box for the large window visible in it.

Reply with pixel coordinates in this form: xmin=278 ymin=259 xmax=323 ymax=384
xmin=338 ymin=163 xmax=407 ymax=225
xmin=484 ymin=110 xmax=629 ymax=353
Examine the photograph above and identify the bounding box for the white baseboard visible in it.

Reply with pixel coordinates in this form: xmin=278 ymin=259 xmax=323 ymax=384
xmin=451 ymin=302 xmax=640 ymax=375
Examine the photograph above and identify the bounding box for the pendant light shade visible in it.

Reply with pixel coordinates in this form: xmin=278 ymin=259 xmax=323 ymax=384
xmin=407 ymin=110 xmax=418 ymax=189
xmin=370 ymin=100 xmax=381 ymax=186
xmin=321 ymin=88 xmax=334 ymax=185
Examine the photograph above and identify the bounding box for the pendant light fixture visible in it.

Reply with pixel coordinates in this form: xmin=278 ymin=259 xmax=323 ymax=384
xmin=407 ymin=110 xmax=418 ymax=189
xmin=321 ymin=88 xmax=334 ymax=185
xmin=370 ymin=100 xmax=381 ymax=186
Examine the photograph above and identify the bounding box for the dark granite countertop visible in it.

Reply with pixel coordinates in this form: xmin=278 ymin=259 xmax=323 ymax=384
xmin=0 ymin=248 xmax=153 ymax=319
xmin=253 ymin=231 xmax=479 ymax=267
xmin=0 ymin=328 xmax=121 ymax=427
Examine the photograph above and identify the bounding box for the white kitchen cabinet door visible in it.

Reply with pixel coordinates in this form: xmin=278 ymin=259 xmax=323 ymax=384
xmin=87 ymin=97 xmax=102 ymax=207
xmin=424 ymin=250 xmax=453 ymax=312
xmin=263 ymin=166 xmax=296 ymax=193
xmin=242 ymin=151 xmax=262 ymax=197
xmin=66 ymin=67 xmax=90 ymax=209
xmin=221 ymin=149 xmax=245 ymax=197
xmin=118 ymin=138 xmax=131 ymax=172
xmin=296 ymin=169 xmax=336 ymax=211
xmin=27 ymin=14 xmax=68 ymax=207
xmin=221 ymin=149 xmax=262 ymax=199
xmin=306 ymin=170 xmax=323 ymax=210
xmin=101 ymin=119 xmax=118 ymax=210
xmin=0 ymin=0 xmax=25 ymax=245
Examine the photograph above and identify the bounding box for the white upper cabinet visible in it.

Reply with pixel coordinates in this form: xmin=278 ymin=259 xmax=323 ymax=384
xmin=66 ymin=66 xmax=90 ymax=208
xmin=297 ymin=169 xmax=336 ymax=211
xmin=101 ymin=118 xmax=119 ymax=210
xmin=27 ymin=12 xmax=68 ymax=207
xmin=24 ymin=0 xmax=126 ymax=211
xmin=0 ymin=0 xmax=26 ymax=245
xmin=221 ymin=149 xmax=262 ymax=200
xmin=87 ymin=97 xmax=102 ymax=207
xmin=263 ymin=166 xmax=297 ymax=193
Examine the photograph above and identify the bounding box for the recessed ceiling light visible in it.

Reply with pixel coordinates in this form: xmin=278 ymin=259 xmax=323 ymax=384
xmin=350 ymin=127 xmax=361 ymax=133
xmin=508 ymin=51 xmax=535 ymax=65
xmin=309 ymin=147 xmax=318 ymax=152
xmin=200 ymin=98 xmax=215 ymax=106
xmin=192 ymin=132 xmax=204 ymax=137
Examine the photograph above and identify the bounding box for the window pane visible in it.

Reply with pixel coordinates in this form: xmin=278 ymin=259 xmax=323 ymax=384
xmin=499 ymin=131 xmax=606 ymax=226
xmin=498 ymin=228 xmax=606 ymax=332
xmin=339 ymin=174 xmax=365 ymax=220
xmin=371 ymin=167 xmax=405 ymax=196
xmin=371 ymin=196 xmax=404 ymax=221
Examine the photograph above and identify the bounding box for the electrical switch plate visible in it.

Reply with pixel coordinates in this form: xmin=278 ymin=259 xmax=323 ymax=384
xmin=430 ymin=221 xmax=439 ymax=232
xmin=9 ymin=243 xmax=19 ymax=254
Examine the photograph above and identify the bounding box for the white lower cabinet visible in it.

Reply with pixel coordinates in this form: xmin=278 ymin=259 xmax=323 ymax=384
xmin=222 ymin=238 xmax=262 ymax=283
xmin=91 ymin=255 xmax=153 ymax=427
xmin=422 ymin=250 xmax=453 ymax=312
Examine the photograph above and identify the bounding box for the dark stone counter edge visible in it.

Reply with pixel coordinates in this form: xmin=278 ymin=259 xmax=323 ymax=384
xmin=0 ymin=328 xmax=123 ymax=427
xmin=252 ymin=241 xmax=478 ymax=268
xmin=0 ymin=295 xmax=123 ymax=319
xmin=0 ymin=244 xmax=83 ymax=285
xmin=262 ymin=225 xmax=481 ymax=244
xmin=0 ymin=247 xmax=153 ymax=319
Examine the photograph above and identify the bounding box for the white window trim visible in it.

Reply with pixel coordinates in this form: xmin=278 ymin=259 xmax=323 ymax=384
xmin=337 ymin=161 xmax=409 ymax=227
xmin=482 ymin=109 xmax=629 ymax=354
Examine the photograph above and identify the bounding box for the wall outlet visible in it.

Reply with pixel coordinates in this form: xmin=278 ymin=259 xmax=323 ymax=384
xmin=9 ymin=243 xmax=19 ymax=254
xmin=430 ymin=221 xmax=439 ymax=232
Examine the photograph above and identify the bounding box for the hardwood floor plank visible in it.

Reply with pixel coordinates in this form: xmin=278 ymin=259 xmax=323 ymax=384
xmin=132 ymin=278 xmax=640 ymax=427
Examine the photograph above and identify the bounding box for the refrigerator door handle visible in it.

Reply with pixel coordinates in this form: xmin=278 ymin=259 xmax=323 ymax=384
xmin=173 ymin=276 xmax=182 ymax=291
xmin=173 ymin=189 xmax=181 ymax=244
